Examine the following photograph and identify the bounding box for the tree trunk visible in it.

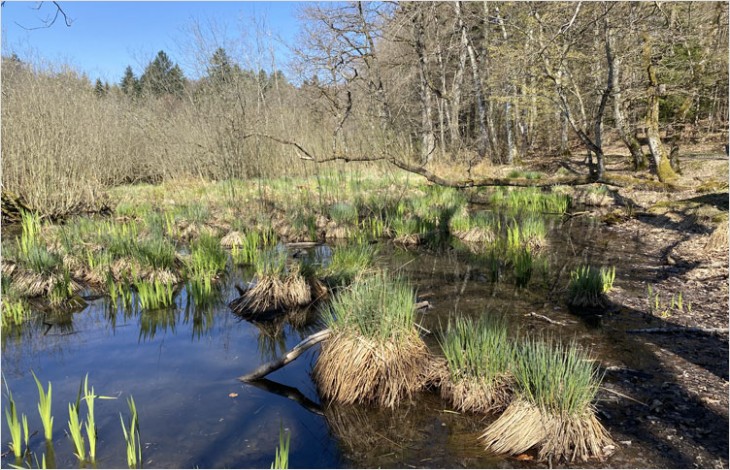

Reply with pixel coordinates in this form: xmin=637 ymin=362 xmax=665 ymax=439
xmin=496 ymin=7 xmax=516 ymax=164
xmin=413 ymin=6 xmax=437 ymax=164
xmin=642 ymin=33 xmax=678 ymax=182
xmin=455 ymin=1 xmax=489 ymax=161
xmin=610 ymin=48 xmax=645 ymax=169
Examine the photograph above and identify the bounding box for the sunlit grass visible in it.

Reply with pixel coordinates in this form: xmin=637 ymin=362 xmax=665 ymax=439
xmin=271 ymin=425 xmax=291 ymax=469
xmin=32 ymin=371 xmax=54 ymax=441
xmin=439 ymin=315 xmax=514 ymax=413
xmin=67 ymin=401 xmax=85 ymax=461
xmin=120 ymin=396 xmax=141 ymax=469
xmin=567 ymin=265 xmax=615 ymax=307
xmin=4 ymin=379 xmax=26 ymax=461
xmin=322 ymin=242 xmax=377 ymax=287
xmin=481 ymin=337 xmax=613 ymax=462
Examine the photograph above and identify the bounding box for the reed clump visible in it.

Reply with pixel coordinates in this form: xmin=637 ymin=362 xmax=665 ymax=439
xmin=229 ymin=251 xmax=313 ymax=317
xmin=314 ymin=271 xmax=432 ymax=408
xmin=449 ymin=209 xmax=499 ymax=244
xmin=439 ymin=315 xmax=515 ymax=414
xmin=321 ymin=242 xmax=377 ymax=287
xmin=567 ymin=265 xmax=615 ymax=308
xmin=480 ymin=338 xmax=613 ymax=462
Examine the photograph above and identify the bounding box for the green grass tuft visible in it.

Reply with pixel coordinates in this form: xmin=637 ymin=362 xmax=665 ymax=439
xmin=325 ymin=270 xmax=416 ymax=344
xmin=512 ymin=338 xmax=602 ymax=416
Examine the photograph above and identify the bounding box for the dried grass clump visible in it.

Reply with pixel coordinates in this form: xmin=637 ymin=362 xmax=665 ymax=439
xmin=220 ymin=230 xmax=246 ymax=248
xmin=316 ymin=331 xmax=432 ymax=408
xmin=480 ymin=338 xmax=614 ymax=463
xmin=394 ymin=233 xmax=422 ymax=246
xmin=324 ymin=223 xmax=352 ymax=240
xmin=231 ymin=271 xmax=311 ymax=317
xmin=9 ymin=269 xmax=82 ymax=298
xmin=452 ymin=227 xmax=495 ymax=244
xmin=314 ymin=271 xmax=432 ymax=408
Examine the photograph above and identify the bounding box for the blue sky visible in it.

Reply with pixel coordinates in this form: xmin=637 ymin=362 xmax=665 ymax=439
xmin=2 ymin=1 xmax=304 ymax=83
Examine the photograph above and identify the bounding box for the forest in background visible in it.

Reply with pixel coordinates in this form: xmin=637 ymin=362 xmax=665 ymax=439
xmin=2 ymin=1 xmax=728 ymax=218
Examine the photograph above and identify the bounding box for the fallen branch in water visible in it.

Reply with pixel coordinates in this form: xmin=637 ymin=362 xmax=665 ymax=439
xmin=626 ymin=326 xmax=728 ymax=336
xmin=238 ymin=329 xmax=332 ymax=382
xmin=238 ymin=300 xmax=433 ymax=382
xmin=524 ymin=312 xmax=569 ymax=326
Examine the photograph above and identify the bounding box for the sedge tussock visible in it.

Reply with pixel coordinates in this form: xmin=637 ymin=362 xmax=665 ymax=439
xmin=314 ymin=271 xmax=432 ymax=408
xmin=324 ymin=223 xmax=352 ymax=240
xmin=480 ymin=338 xmax=614 ymax=462
xmin=220 ymin=230 xmax=246 ymax=247
xmin=451 ymin=227 xmax=495 ymax=244
xmin=315 ymin=332 xmax=431 ymax=408
xmin=480 ymin=399 xmax=613 ymax=462
xmin=441 ymin=375 xmax=513 ymax=415
xmin=230 ymin=270 xmax=312 ymax=317
xmin=439 ymin=315 xmax=515 ymax=414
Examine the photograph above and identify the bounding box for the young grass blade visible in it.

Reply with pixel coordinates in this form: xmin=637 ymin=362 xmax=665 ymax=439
xmin=271 ymin=425 xmax=290 ymax=470
xmin=3 ymin=381 xmax=23 ymax=461
xmin=31 ymin=371 xmax=54 ymax=441
xmin=67 ymin=402 xmax=85 ymax=461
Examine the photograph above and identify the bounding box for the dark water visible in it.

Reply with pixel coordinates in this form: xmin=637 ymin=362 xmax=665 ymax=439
xmin=0 ymin=214 xmax=676 ymax=468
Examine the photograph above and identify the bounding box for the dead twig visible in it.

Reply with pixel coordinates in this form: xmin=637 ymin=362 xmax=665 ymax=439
xmin=524 ymin=312 xmax=569 ymax=326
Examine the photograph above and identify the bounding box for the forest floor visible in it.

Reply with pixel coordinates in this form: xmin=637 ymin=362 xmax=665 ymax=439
xmin=522 ymin=141 xmax=729 ymax=468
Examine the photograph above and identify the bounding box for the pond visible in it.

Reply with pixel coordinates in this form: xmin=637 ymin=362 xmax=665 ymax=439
xmin=0 ymin=212 xmax=715 ymax=468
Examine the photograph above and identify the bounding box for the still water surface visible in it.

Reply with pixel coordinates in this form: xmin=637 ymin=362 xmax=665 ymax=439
xmin=2 ymin=215 xmax=662 ymax=468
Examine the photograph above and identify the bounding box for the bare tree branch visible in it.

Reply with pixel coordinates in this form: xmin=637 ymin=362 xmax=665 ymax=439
xmin=10 ymin=1 xmax=73 ymax=30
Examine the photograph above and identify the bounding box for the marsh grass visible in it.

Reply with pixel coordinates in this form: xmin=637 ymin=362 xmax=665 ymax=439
xmin=322 ymin=242 xmax=377 ymax=287
xmin=328 ymin=202 xmax=359 ymax=226
xmin=108 ymin=275 xmax=135 ymax=311
xmin=271 ymin=425 xmax=291 ymax=470
xmin=492 ymin=188 xmax=570 ymax=215
xmin=32 ymin=372 xmax=54 ymax=442
xmin=439 ymin=315 xmax=514 ymax=413
xmin=4 ymin=380 xmax=26 ymax=461
xmin=1 ymin=276 xmax=32 ymax=327
xmin=67 ymin=402 xmax=85 ymax=461
xmin=314 ymin=271 xmax=432 ymax=407
xmin=81 ymin=375 xmax=99 ymax=463
xmin=481 ymin=338 xmax=613 ymax=462
xmin=230 ymin=230 xmax=276 ymax=265
xmin=359 ymin=217 xmax=388 ymax=240
xmin=186 ymin=277 xmax=221 ymax=307
xmin=511 ymin=248 xmax=534 ymax=288
xmin=120 ymin=396 xmax=141 ymax=469
xmin=187 ymin=233 xmax=227 ymax=279
xmin=567 ymin=265 xmax=615 ymax=308
xmin=230 ymin=251 xmax=312 ymax=316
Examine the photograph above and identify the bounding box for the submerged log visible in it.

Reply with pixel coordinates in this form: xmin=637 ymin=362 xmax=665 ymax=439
xmin=238 ymin=329 xmax=332 ymax=382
